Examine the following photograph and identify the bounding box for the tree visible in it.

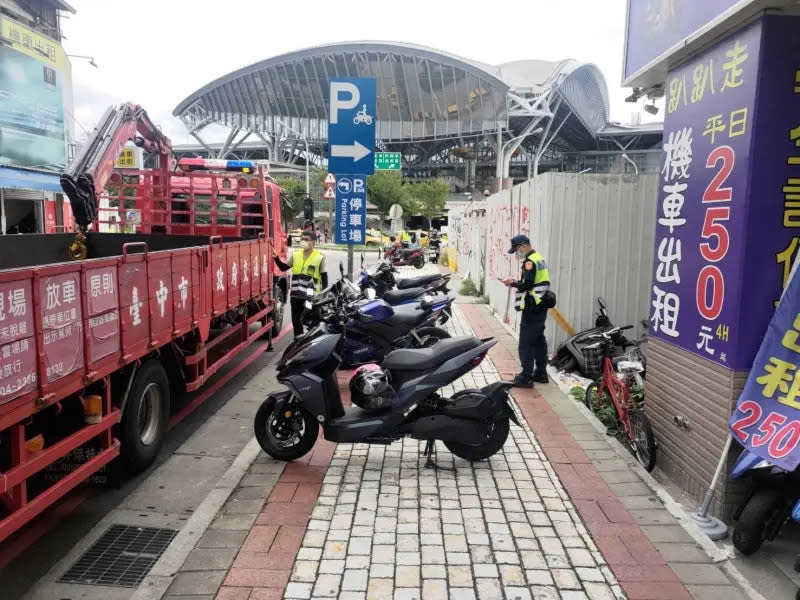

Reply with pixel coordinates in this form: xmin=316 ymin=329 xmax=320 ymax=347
xmin=407 ymin=179 xmax=449 ymax=226
xmin=275 ymin=175 xmax=306 ymax=220
xmin=367 ymin=171 xmax=407 ymax=222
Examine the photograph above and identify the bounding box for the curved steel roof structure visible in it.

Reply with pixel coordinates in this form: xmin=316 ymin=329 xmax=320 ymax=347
xmin=173 ymin=42 xmax=611 ymax=150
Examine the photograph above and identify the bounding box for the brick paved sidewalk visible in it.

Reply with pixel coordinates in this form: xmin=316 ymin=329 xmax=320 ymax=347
xmin=162 ymin=303 xmax=754 ymax=600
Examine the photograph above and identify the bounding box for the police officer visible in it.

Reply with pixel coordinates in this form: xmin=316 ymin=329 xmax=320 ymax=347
xmin=273 ymin=231 xmax=328 ymax=336
xmin=503 ymin=234 xmax=553 ymax=387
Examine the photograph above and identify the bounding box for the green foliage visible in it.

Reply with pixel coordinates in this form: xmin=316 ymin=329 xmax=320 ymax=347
xmin=459 ymin=277 xmax=479 ymax=296
xmin=275 ymin=175 xmax=306 ymax=219
xmin=405 ymin=179 xmax=449 ymax=222
xmin=367 ymin=171 xmax=408 ymax=220
xmin=570 ymin=386 xmax=585 ymax=403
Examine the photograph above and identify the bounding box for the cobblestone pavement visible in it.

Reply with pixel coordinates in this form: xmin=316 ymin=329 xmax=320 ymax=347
xmin=161 ymin=265 xmax=755 ymax=600
xmin=283 ymin=308 xmax=623 ymax=600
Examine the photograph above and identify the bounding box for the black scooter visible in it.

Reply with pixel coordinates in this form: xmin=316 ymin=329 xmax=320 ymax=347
xmin=550 ymin=297 xmax=646 ymax=379
xmin=254 ymin=326 xmax=520 ymax=467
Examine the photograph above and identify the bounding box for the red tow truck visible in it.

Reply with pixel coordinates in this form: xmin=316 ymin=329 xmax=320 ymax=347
xmin=0 ymin=103 xmax=288 ymax=543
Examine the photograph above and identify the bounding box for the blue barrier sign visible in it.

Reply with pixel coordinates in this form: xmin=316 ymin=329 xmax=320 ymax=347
xmin=335 ymin=175 xmax=367 ymax=245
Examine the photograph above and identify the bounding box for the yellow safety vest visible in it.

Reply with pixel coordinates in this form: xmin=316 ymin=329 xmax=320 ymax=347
xmin=290 ymin=249 xmax=323 ymax=297
xmin=516 ymin=250 xmax=551 ymax=311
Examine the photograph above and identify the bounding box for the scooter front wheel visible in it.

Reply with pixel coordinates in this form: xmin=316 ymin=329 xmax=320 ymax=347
xmin=445 ymin=417 xmax=510 ymax=461
xmin=254 ymin=395 xmax=318 ymax=461
xmin=733 ymin=487 xmax=784 ymax=555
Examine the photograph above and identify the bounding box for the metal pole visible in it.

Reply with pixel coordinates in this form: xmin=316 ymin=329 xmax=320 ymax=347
xmin=347 ymin=245 xmax=354 ymax=280
xmin=0 ymin=189 xmax=5 ymax=234
xmin=691 ymin=435 xmax=732 ymax=540
xmin=303 ymin=138 xmax=310 ymax=197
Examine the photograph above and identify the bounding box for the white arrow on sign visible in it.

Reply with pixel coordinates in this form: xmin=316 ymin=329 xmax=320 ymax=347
xmin=331 ymin=140 xmax=371 ymax=163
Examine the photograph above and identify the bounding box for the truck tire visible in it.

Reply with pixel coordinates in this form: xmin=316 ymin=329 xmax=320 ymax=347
xmin=271 ymin=287 xmax=285 ymax=337
xmin=119 ymin=360 xmax=171 ymax=474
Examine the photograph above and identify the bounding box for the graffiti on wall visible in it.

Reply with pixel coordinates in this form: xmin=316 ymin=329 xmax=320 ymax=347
xmin=487 ymin=203 xmax=514 ymax=280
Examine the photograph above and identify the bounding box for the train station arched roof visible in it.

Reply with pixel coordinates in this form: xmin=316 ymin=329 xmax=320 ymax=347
xmin=173 ymin=41 xmax=612 ymax=150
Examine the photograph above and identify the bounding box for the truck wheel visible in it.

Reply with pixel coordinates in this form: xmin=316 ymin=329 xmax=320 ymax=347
xmin=271 ymin=287 xmax=285 ymax=337
xmin=733 ymin=487 xmax=784 ymax=555
xmin=120 ymin=360 xmax=171 ymax=474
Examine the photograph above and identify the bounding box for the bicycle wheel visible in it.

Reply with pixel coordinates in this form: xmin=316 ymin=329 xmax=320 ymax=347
xmin=585 ymin=382 xmax=620 ymax=432
xmin=629 ymin=409 xmax=657 ymax=472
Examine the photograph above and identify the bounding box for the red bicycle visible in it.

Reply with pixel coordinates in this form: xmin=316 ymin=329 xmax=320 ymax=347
xmin=583 ymin=326 xmax=657 ymax=472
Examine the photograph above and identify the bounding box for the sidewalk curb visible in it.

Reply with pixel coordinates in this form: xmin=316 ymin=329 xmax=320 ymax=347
xmin=131 ymin=437 xmax=266 ymax=600
xmin=489 ymin=305 xmax=766 ymax=600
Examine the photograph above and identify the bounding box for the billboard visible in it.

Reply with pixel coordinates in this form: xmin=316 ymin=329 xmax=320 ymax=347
xmin=648 ymin=15 xmax=800 ymax=370
xmin=0 ymin=17 xmax=70 ymax=170
xmin=624 ymin=0 xmax=752 ymax=85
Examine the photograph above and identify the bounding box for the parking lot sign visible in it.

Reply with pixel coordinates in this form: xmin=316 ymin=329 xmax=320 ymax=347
xmin=328 ymin=78 xmax=376 ymax=175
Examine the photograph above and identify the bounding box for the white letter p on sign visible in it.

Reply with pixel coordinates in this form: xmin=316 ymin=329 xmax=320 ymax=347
xmin=330 ymin=82 xmax=359 ymax=125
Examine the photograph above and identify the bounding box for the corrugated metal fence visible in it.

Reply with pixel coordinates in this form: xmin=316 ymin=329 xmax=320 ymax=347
xmin=450 ymin=172 xmax=659 ymax=350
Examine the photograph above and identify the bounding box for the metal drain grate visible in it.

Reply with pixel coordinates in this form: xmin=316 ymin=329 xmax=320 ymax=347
xmin=59 ymin=524 xmax=177 ymax=587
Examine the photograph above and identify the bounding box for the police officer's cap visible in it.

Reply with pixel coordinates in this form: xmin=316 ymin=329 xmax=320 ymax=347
xmin=508 ymin=234 xmax=530 ymax=254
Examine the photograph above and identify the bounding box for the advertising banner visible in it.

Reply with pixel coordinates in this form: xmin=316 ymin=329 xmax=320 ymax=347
xmin=649 ymin=15 xmax=800 ymax=370
xmin=624 ymin=0 xmax=745 ymax=83
xmin=0 ymin=17 xmax=69 ymax=170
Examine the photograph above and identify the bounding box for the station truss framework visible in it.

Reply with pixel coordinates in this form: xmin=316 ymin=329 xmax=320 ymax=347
xmin=173 ymin=42 xmax=663 ymax=189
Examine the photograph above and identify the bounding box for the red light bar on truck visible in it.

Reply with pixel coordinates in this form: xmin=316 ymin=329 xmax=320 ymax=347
xmin=177 ymin=158 xmax=257 ymax=173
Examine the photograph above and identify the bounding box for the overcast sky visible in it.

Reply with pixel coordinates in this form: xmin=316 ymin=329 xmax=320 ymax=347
xmin=62 ymin=0 xmax=650 ymax=146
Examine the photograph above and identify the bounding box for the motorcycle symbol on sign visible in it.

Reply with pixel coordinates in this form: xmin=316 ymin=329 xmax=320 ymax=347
xmin=353 ymin=104 xmax=373 ymax=125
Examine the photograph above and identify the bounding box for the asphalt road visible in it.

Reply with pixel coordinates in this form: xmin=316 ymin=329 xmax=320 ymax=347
xmin=0 ymin=321 xmax=294 ymax=599
xmin=0 ymin=247 xmax=423 ymax=599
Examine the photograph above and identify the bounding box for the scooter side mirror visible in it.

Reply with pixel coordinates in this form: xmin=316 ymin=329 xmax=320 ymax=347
xmin=339 ymin=262 xmax=344 ymax=277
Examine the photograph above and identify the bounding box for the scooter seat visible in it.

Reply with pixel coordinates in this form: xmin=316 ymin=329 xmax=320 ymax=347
xmin=383 ymin=336 xmax=481 ymax=371
xmin=383 ymin=287 xmax=426 ymax=304
xmin=385 ymin=303 xmax=426 ymax=327
xmin=397 ymin=274 xmax=442 ymax=290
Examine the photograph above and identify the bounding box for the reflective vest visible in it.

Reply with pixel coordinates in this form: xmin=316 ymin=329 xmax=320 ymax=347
xmin=515 ymin=250 xmax=551 ymax=311
xmin=290 ymin=249 xmax=323 ymax=298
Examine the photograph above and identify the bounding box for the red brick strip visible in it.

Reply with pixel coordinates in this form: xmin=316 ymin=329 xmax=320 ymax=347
xmin=214 ymin=376 xmax=350 ymax=599
xmin=460 ymin=304 xmax=694 ymax=600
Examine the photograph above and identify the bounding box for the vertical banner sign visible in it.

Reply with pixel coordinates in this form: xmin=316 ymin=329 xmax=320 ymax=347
xmin=729 ymin=260 xmax=800 ymax=471
xmin=650 ymin=21 xmax=761 ymax=369
xmin=327 ymin=78 xmax=376 ymax=176
xmin=335 ymin=175 xmax=367 ymax=244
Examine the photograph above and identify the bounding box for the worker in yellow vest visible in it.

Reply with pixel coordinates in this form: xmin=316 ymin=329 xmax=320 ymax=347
xmin=503 ymin=234 xmax=556 ymax=388
xmin=273 ymin=230 xmax=328 ymax=336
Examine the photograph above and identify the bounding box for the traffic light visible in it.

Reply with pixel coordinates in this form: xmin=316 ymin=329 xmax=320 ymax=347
xmin=303 ymin=194 xmax=313 ymax=221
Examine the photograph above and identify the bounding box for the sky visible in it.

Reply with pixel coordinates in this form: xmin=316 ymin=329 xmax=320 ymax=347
xmin=62 ymin=0 xmax=652 ymax=146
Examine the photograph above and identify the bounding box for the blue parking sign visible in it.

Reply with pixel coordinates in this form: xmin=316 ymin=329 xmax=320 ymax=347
xmin=335 ymin=175 xmax=367 ymax=245
xmin=328 ymin=78 xmax=376 ymax=175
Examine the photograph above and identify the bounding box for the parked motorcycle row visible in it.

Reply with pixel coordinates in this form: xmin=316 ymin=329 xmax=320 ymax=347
xmin=254 ymin=258 xmax=520 ymax=469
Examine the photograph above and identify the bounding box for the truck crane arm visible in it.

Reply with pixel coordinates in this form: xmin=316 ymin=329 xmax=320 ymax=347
xmin=60 ymin=103 xmax=172 ymax=229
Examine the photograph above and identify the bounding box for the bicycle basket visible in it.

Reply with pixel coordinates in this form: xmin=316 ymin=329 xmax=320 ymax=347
xmin=582 ymin=345 xmax=603 ymax=379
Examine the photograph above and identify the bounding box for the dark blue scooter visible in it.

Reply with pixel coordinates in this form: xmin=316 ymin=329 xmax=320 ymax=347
xmin=730 ymin=448 xmax=800 ymax=554
xmin=303 ymin=277 xmax=454 ymax=368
